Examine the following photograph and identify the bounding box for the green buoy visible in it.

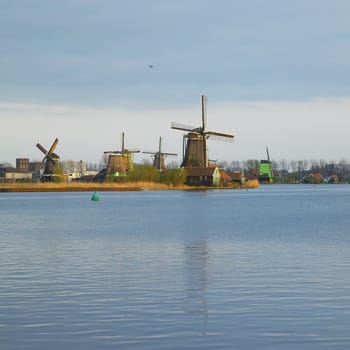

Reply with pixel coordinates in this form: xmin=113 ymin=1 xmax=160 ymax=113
xmin=91 ymin=192 xmax=100 ymax=201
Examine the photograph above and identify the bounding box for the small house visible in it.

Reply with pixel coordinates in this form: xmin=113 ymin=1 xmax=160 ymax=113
xmin=220 ymin=170 xmax=232 ymax=186
xmin=0 ymin=167 xmax=32 ymax=182
xmin=184 ymin=166 xmax=221 ymax=186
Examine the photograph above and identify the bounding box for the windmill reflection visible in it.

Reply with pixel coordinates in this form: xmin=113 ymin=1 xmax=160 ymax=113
xmin=184 ymin=241 xmax=209 ymax=327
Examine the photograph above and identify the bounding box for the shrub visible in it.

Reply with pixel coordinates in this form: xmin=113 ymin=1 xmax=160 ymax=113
xmin=128 ymin=165 xmax=160 ymax=182
xmin=160 ymin=168 xmax=187 ymax=185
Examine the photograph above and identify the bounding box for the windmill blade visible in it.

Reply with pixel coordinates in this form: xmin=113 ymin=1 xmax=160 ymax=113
xmin=119 ymin=132 xmax=140 ymax=153
xmin=201 ymin=95 xmax=207 ymax=131
xmin=144 ymin=151 xmax=177 ymax=156
xmin=171 ymin=122 xmax=197 ymax=132
xmin=162 ymin=152 xmax=178 ymax=156
xmin=266 ymin=146 xmax=271 ymax=161
xmin=48 ymin=138 xmax=59 ymax=155
xmin=182 ymin=134 xmax=186 ymax=162
xmin=36 ymin=143 xmax=48 ymax=155
xmin=157 ymin=137 xmax=177 ymax=156
xmin=125 ymin=148 xmax=140 ymax=153
xmin=206 ymin=131 xmax=234 ymax=141
xmin=203 ymin=133 xmax=208 ymax=167
xmin=104 ymin=150 xmax=121 ymax=154
xmin=207 ymin=134 xmax=234 ymax=142
xmin=266 ymin=146 xmax=273 ymax=176
xmin=158 ymin=136 xmax=162 ymax=154
xmin=143 ymin=137 xmax=163 ymax=155
xmin=121 ymin=132 xmax=125 ymax=152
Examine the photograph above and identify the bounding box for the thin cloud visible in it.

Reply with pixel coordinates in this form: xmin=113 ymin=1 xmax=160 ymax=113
xmin=1 ymin=97 xmax=350 ymax=165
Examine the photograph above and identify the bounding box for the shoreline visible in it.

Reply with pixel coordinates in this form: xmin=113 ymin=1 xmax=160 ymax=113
xmin=0 ymin=180 xmax=259 ymax=193
xmin=0 ymin=183 xmax=143 ymax=193
xmin=0 ymin=186 xmax=142 ymax=192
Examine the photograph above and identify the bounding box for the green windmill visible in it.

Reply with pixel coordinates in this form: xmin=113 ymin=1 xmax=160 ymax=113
xmin=258 ymin=147 xmax=273 ymax=183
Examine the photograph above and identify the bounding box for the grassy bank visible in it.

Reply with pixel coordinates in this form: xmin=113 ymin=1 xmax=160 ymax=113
xmin=0 ymin=182 xmax=142 ymax=192
xmin=0 ymin=182 xmax=191 ymax=192
xmin=0 ymin=179 xmax=259 ymax=192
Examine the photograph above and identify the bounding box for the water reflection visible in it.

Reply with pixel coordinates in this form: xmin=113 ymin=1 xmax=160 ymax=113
xmin=184 ymin=241 xmax=209 ymax=329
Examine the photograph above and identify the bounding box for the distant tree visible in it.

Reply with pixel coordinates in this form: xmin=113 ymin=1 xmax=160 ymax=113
xmin=86 ymin=162 xmax=99 ymax=171
xmin=279 ymin=159 xmax=289 ymax=172
xmin=217 ymin=160 xmax=228 ymax=170
xmin=337 ymin=158 xmax=350 ymax=181
xmin=231 ymin=160 xmax=243 ymax=171
xmin=0 ymin=161 xmax=13 ymax=168
xmin=297 ymin=160 xmax=306 ymax=172
xmin=167 ymin=160 xmax=180 ymax=169
xmin=303 ymin=160 xmax=310 ymax=172
xmin=142 ymin=158 xmax=152 ymax=166
xmin=61 ymin=160 xmax=75 ymax=174
xmin=310 ymin=159 xmax=321 ymax=174
xmin=319 ymin=159 xmax=326 ymax=170
xmin=99 ymin=154 xmax=109 ymax=169
xmin=286 ymin=172 xmax=299 ymax=184
xmin=290 ymin=160 xmax=298 ymax=173
xmin=271 ymin=160 xmax=278 ymax=177
xmin=244 ymin=159 xmax=259 ymax=171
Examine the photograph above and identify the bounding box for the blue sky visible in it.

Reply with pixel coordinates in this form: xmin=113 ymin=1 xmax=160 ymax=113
xmin=1 ymin=0 xmax=350 ymax=166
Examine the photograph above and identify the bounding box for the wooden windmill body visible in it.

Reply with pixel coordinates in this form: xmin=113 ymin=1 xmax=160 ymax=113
xmin=172 ymin=95 xmax=234 ymax=168
xmin=36 ymin=138 xmax=60 ymax=182
xmin=104 ymin=132 xmax=140 ymax=177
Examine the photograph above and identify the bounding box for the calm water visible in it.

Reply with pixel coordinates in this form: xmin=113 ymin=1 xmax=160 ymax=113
xmin=1 ymin=185 xmax=350 ymax=349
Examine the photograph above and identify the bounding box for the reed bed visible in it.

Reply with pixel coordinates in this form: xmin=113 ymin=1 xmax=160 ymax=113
xmin=0 ymin=181 xmax=192 ymax=192
xmin=0 ymin=180 xmax=258 ymax=192
xmin=0 ymin=182 xmax=140 ymax=192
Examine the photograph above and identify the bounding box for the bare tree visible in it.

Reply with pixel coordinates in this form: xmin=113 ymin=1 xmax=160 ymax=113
xmin=279 ymin=159 xmax=289 ymax=172
xmin=99 ymin=154 xmax=109 ymax=169
xmin=290 ymin=160 xmax=298 ymax=173
xmin=231 ymin=160 xmax=243 ymax=171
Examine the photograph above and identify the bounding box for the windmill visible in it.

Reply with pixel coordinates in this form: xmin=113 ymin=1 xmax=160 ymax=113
xmin=104 ymin=132 xmax=140 ymax=176
xmin=143 ymin=137 xmax=177 ymax=171
xmin=258 ymin=147 xmax=274 ymax=183
xmin=36 ymin=138 xmax=60 ymax=181
xmin=171 ymin=95 xmax=234 ymax=168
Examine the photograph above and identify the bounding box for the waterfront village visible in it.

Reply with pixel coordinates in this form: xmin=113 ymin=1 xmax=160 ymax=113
xmin=1 ymin=96 xmax=348 ymax=188
xmin=1 ymin=136 xmax=347 ymax=189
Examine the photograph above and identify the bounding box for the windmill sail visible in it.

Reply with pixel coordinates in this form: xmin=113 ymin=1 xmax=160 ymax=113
xmin=104 ymin=132 xmax=140 ymax=176
xmin=143 ymin=137 xmax=177 ymax=171
xmin=201 ymin=94 xmax=207 ymax=131
xmin=171 ymin=122 xmax=198 ymax=132
xmin=36 ymin=138 xmax=60 ymax=182
xmin=36 ymin=143 xmax=48 ymax=155
xmin=171 ymin=95 xmax=234 ymax=168
xmin=48 ymin=138 xmax=59 ymax=155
